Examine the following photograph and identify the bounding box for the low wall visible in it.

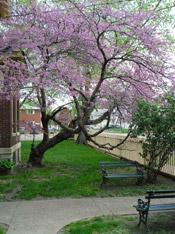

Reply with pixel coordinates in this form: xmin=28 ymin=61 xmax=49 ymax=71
xmin=0 ymin=142 xmax=21 ymax=163
xmin=75 ymin=132 xmax=175 ymax=177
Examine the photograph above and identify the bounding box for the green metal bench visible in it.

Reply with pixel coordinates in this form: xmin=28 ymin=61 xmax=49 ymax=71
xmin=134 ymin=190 xmax=175 ymax=233
xmin=99 ymin=161 xmax=144 ymax=186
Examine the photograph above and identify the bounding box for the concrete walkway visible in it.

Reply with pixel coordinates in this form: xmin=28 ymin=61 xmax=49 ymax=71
xmin=0 ymin=196 xmax=140 ymax=234
xmin=1 ymin=196 xmax=175 ymax=234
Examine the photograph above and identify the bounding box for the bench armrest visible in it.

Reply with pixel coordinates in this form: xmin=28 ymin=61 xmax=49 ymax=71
xmin=101 ymin=168 xmax=108 ymax=177
xmin=135 ymin=198 xmax=149 ymax=212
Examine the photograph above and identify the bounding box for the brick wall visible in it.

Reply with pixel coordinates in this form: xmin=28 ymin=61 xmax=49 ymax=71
xmin=0 ymin=98 xmax=12 ymax=148
xmin=0 ymin=96 xmax=20 ymax=148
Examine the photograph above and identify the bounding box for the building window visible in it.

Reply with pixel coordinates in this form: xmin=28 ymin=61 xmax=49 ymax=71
xmin=26 ymin=109 xmax=35 ymax=115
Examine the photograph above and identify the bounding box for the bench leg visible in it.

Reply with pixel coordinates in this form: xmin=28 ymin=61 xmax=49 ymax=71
xmin=101 ymin=177 xmax=108 ymax=187
xmin=136 ymin=177 xmax=144 ymax=185
xmin=137 ymin=210 xmax=150 ymax=234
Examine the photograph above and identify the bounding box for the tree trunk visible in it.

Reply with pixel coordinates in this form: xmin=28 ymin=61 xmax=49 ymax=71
xmin=146 ymin=168 xmax=159 ymax=183
xmin=28 ymin=144 xmax=45 ymax=167
xmin=27 ymin=130 xmax=74 ymax=167
xmin=75 ymin=130 xmax=87 ymax=145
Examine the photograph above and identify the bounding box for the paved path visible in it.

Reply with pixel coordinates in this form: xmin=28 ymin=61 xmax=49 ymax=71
xmin=1 ymin=196 xmax=175 ymax=234
xmin=0 ymin=196 xmax=140 ymax=234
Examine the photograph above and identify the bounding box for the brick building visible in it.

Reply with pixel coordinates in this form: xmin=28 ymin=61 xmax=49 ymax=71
xmin=0 ymin=86 xmax=21 ymax=163
xmin=20 ymin=105 xmax=42 ymax=132
xmin=0 ymin=1 xmax=22 ymax=163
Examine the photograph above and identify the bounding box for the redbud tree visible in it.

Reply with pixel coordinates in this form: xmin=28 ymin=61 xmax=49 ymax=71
xmin=0 ymin=0 xmax=174 ymax=166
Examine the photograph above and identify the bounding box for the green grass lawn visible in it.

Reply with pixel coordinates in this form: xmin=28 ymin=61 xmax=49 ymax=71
xmin=61 ymin=212 xmax=175 ymax=234
xmin=104 ymin=128 xmax=129 ymax=134
xmin=0 ymin=140 xmax=174 ymax=201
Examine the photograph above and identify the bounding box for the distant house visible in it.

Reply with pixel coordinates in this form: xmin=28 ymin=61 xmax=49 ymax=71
xmin=20 ymin=105 xmax=71 ymax=134
xmin=90 ymin=109 xmax=130 ymax=130
xmin=20 ymin=105 xmax=42 ymax=132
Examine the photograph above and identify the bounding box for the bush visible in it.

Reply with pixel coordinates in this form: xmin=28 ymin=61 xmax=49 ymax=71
xmin=0 ymin=160 xmax=15 ymax=172
xmin=131 ymin=94 xmax=175 ymax=183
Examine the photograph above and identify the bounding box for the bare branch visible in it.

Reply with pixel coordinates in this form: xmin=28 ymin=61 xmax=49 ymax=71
xmin=50 ymin=101 xmax=73 ymax=120
xmin=87 ymin=111 xmax=110 ymax=125
xmin=86 ymin=112 xmax=111 ymax=138
xmin=88 ymin=129 xmax=132 ymax=151
xmin=52 ymin=116 xmax=76 ymax=133
xmin=20 ymin=88 xmax=35 ymax=108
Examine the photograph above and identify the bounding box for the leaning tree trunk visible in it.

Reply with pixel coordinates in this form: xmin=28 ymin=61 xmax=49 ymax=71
xmin=28 ymin=142 xmax=46 ymax=167
xmin=75 ymin=130 xmax=88 ymax=145
xmin=27 ymin=130 xmax=74 ymax=167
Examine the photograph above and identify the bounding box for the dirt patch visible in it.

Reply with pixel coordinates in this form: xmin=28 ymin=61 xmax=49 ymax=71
xmin=50 ymin=165 xmax=83 ymax=172
xmin=129 ymin=212 xmax=175 ymax=234
xmin=9 ymin=163 xmax=82 ymax=174
xmin=0 ymin=179 xmax=14 ymax=184
xmin=4 ymin=185 xmax=22 ymax=201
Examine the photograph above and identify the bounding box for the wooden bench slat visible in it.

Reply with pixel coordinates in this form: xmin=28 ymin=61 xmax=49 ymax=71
xmin=100 ymin=164 xmax=137 ymax=167
xmin=147 ymin=190 xmax=175 ymax=194
xmin=100 ymin=161 xmax=137 ymax=166
xmin=100 ymin=161 xmax=136 ymax=164
xmin=146 ymin=194 xmax=175 ymax=199
xmin=134 ymin=204 xmax=175 ymax=212
xmin=105 ymin=174 xmax=144 ymax=178
xmin=149 ymin=204 xmax=175 ymax=211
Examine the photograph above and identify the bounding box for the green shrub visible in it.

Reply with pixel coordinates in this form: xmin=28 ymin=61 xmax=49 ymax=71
xmin=131 ymin=94 xmax=175 ymax=183
xmin=0 ymin=160 xmax=15 ymax=170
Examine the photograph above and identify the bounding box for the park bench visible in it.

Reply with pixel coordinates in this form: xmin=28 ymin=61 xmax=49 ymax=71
xmin=99 ymin=161 xmax=144 ymax=186
xmin=134 ymin=189 xmax=175 ymax=233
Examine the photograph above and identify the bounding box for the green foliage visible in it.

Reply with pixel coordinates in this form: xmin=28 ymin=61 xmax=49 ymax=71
xmin=105 ymin=128 xmax=129 ymax=134
xmin=0 ymin=227 xmax=4 ymax=234
xmin=0 ymin=160 xmax=15 ymax=170
xmin=131 ymin=94 xmax=175 ymax=182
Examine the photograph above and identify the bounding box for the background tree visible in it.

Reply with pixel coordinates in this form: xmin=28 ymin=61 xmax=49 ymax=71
xmin=68 ymin=0 xmax=175 ymax=148
xmin=0 ymin=0 xmax=174 ymax=166
xmin=131 ymin=94 xmax=175 ymax=183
